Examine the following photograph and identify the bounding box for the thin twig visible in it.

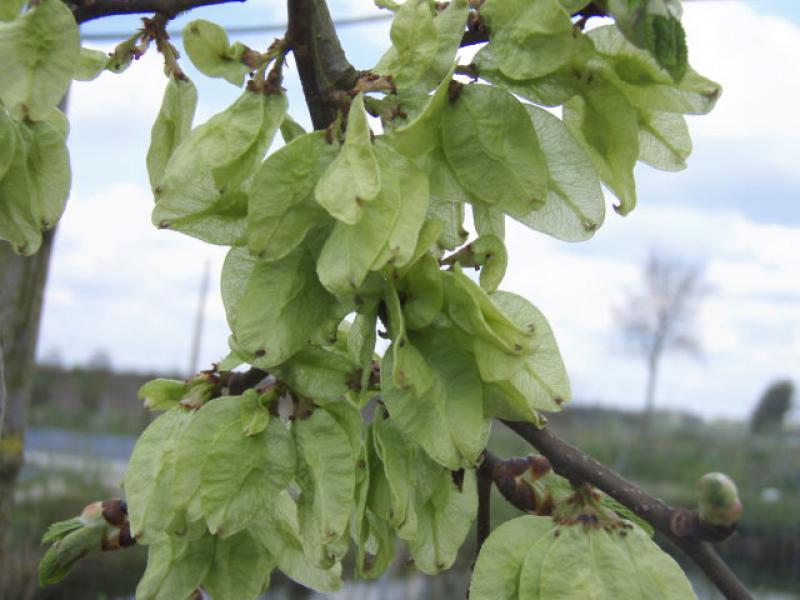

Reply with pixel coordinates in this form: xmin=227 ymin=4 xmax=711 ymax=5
xmin=475 ymin=452 xmax=495 ymax=556
xmin=501 ymin=420 xmax=752 ymax=600
xmin=72 ymin=0 xmax=246 ymax=24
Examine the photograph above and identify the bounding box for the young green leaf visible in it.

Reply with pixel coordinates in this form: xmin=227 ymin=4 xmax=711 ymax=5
xmin=473 ymin=45 xmax=578 ymax=107
xmin=637 ymin=109 xmax=691 ymax=171
xmin=39 ymin=522 xmax=111 ymax=585
xmin=479 ymin=0 xmax=575 ymax=80
xmin=248 ymin=131 xmax=337 ymax=261
xmin=469 ymin=515 xmax=559 ymax=600
xmin=226 ymin=244 xmax=345 ymax=368
xmin=408 ymin=462 xmax=477 ymax=574
xmin=182 ymin=19 xmax=252 ymax=86
xmin=399 ymin=254 xmax=444 ymax=330
xmin=588 ymin=25 xmax=721 ymax=115
xmin=202 ymin=531 xmax=274 ymax=600
xmin=442 ymin=84 xmax=548 ymax=219
xmin=381 ymin=341 xmax=460 ymax=470
xmin=374 ymin=0 xmax=438 ymax=92
xmin=0 ymin=0 xmax=24 ymax=21
xmin=74 ymin=47 xmax=110 ymax=81
xmin=152 ymin=90 xmax=286 ymax=245
xmin=516 ymin=104 xmax=605 ymax=241
xmin=389 ymin=66 xmax=453 ymax=157
xmin=137 ymin=378 xmax=189 ymax=411
xmin=347 ymin=309 xmax=378 ymax=392
xmin=442 ymin=267 xmax=536 ymax=357
xmin=473 ymin=204 xmax=505 ymax=241
xmin=418 ymin=148 xmax=469 ymax=250
xmin=443 ymin=234 xmax=508 ymax=293
xmin=201 ymin=410 xmax=295 ymax=536
xmin=147 ymin=77 xmax=198 ymax=190
xmin=0 ymin=110 xmax=16 ymax=180
xmin=16 ymin=118 xmax=70 ymax=236
xmin=373 ymin=412 xmax=418 ymax=537
xmin=560 ymin=0 xmax=591 ymax=11
xmin=124 ymin=408 xmax=193 ymax=542
xmin=315 ymin=94 xmax=380 ymax=224
xmin=170 ymin=397 xmax=242 ymax=523
xmin=280 ymin=114 xmax=306 ymax=143
xmin=517 ymin=521 xmax=697 ymax=598
xmin=240 ymin=388 xmax=271 ymax=436
xmin=317 ymin=142 xmax=428 ymax=297
xmin=357 ymin=425 xmax=399 ymax=579
xmin=416 ymin=326 xmax=490 ymax=465
xmin=1 ymin=113 xmax=70 ymax=255
xmin=293 ymin=408 xmax=357 ymax=566
xmin=0 ymin=0 xmax=79 ymax=121
xmin=604 ymin=0 xmax=688 ymax=81
xmin=401 ymin=219 xmax=444 ymax=274
xmin=420 ymin=0 xmax=469 ymax=90
xmin=136 ymin=533 xmax=215 ymax=600
xmin=278 ymin=346 xmax=359 ymax=400
xmin=253 ymin=491 xmax=344 ymax=592
xmin=480 ymin=291 xmax=570 ymax=418
xmin=563 ymin=80 xmax=639 ymax=215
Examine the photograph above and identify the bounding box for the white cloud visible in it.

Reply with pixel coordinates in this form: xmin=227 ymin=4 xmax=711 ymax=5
xmin=682 ymin=2 xmax=800 ymax=175
xmin=69 ymin=50 xmax=167 ymax=123
xmin=501 ymin=202 xmax=800 ymax=419
xmin=39 ymin=182 xmax=230 ymax=374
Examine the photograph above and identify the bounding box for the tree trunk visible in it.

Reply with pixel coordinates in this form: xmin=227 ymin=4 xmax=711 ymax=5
xmin=0 ymin=229 xmax=55 ymax=557
xmin=639 ymin=350 xmax=660 ymax=438
xmin=0 ymin=94 xmax=67 ymax=560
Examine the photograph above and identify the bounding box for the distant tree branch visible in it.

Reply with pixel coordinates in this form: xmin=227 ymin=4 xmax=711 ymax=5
xmin=501 ymin=420 xmax=752 ymax=600
xmin=71 ymin=0 xmax=246 ymax=24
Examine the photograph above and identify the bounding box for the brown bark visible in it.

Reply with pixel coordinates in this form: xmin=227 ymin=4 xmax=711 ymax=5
xmin=286 ymin=0 xmax=359 ymax=130
xmin=502 ymin=420 xmax=752 ymax=600
xmin=0 ymin=229 xmax=55 ymax=556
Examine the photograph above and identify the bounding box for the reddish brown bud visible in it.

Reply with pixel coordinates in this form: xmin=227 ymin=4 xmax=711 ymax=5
xmin=101 ymin=499 xmax=127 ymax=527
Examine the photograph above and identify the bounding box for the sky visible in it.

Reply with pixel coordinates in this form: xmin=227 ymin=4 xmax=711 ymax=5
xmin=35 ymin=0 xmax=800 ymax=420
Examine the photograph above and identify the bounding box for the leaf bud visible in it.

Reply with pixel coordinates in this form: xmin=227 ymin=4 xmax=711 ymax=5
xmin=697 ymin=472 xmax=742 ymax=528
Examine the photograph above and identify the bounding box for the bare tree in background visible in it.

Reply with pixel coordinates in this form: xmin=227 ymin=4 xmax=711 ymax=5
xmin=614 ymin=253 xmax=707 ymax=436
xmin=750 ymin=380 xmax=794 ymax=434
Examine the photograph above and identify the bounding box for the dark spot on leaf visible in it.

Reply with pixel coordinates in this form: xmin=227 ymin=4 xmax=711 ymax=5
xmin=583 ymin=221 xmax=599 ymax=232
xmin=158 ymin=220 xmax=170 ymax=229
xmin=448 ymin=80 xmax=464 ymax=104
xmin=451 ymin=468 xmax=465 ymax=492
xmin=514 ymin=344 xmax=523 ymax=352
xmin=255 ymin=349 xmax=266 ymax=357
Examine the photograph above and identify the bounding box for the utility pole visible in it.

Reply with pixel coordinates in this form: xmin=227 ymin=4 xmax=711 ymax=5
xmin=188 ymin=259 xmax=210 ymax=376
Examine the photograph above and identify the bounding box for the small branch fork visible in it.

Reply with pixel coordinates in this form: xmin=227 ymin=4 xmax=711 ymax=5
xmin=500 ymin=420 xmax=752 ymax=600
